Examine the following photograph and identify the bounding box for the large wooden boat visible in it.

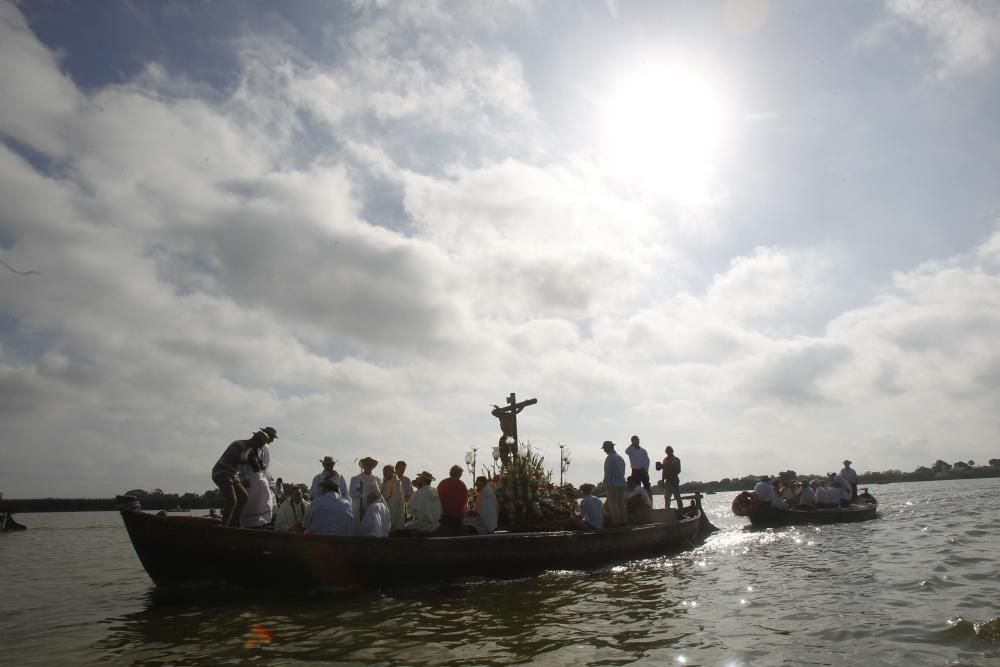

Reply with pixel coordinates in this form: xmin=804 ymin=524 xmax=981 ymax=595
xmin=118 ymin=494 xmax=715 ymax=590
xmin=732 ymin=491 xmax=878 ymax=528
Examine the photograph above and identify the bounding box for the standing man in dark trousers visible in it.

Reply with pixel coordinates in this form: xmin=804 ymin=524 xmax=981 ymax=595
xmin=625 ymin=435 xmax=652 ymax=502
xmin=661 ymin=445 xmax=683 ymax=511
xmin=212 ymin=429 xmax=269 ymax=527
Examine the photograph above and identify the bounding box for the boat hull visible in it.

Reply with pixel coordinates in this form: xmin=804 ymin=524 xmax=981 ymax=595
xmin=747 ymin=502 xmax=878 ymax=528
xmin=120 ymin=506 xmax=705 ymax=590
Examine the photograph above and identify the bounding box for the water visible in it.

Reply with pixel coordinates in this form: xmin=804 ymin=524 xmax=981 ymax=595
xmin=2 ymin=478 xmax=999 ymax=666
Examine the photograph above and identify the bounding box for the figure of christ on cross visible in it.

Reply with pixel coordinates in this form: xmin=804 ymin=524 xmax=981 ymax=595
xmin=490 ymin=393 xmax=538 ymax=466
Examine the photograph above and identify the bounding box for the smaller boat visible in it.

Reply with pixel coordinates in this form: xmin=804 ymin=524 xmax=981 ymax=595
xmin=1 ymin=512 xmax=27 ymax=532
xmin=732 ymin=490 xmax=878 ymax=528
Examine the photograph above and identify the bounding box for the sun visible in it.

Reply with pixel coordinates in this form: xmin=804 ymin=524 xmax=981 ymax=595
xmin=600 ymin=63 xmax=730 ymax=205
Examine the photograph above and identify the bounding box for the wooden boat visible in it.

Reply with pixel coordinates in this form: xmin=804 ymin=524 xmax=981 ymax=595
xmin=118 ymin=494 xmax=715 ymax=590
xmin=732 ymin=490 xmax=878 ymax=528
xmin=1 ymin=512 xmax=27 ymax=532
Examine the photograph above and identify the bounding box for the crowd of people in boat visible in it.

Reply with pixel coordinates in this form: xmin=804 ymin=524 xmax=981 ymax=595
xmin=210 ymin=428 xmax=691 ymax=537
xmin=751 ymin=460 xmax=873 ymax=510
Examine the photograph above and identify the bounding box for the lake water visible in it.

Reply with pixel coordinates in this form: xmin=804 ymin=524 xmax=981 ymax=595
xmin=2 ymin=478 xmax=999 ymax=666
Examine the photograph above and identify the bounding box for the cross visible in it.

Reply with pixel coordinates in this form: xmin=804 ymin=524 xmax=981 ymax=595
xmin=491 ymin=392 xmax=537 ymax=465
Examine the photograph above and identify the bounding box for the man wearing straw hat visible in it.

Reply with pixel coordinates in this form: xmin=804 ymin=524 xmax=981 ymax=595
xmin=840 ymin=459 xmax=859 ymax=501
xmin=311 ymin=456 xmax=347 ymax=502
xmin=405 ymin=471 xmax=442 ymax=534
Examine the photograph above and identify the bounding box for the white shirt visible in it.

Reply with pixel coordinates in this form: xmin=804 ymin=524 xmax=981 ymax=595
xmin=311 ymin=470 xmax=347 ymax=501
xmin=753 ymin=481 xmax=774 ymax=503
xmin=604 ymin=452 xmax=627 ymax=488
xmin=579 ymin=495 xmax=604 ymax=529
xmin=625 ymin=445 xmax=650 ymax=471
xmin=359 ymin=500 xmax=391 ymax=537
xmin=406 ymin=485 xmax=442 ymax=533
xmin=463 ymin=484 xmax=499 ymax=535
xmin=304 ymin=492 xmax=353 ymax=536
xmin=799 ymin=486 xmax=816 ymax=506
xmin=840 ymin=466 xmax=858 ymax=484
xmin=274 ymin=497 xmax=309 ymax=532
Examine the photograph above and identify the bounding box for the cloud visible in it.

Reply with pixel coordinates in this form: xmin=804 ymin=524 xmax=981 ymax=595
xmin=1 ymin=2 xmax=999 ymax=497
xmin=869 ymin=0 xmax=1000 ymax=78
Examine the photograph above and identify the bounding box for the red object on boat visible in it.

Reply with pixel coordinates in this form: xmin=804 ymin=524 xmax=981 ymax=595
xmin=732 ymin=491 xmax=759 ymax=516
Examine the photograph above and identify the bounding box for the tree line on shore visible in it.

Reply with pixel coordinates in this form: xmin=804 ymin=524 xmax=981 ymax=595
xmin=2 ymin=459 xmax=998 ymax=512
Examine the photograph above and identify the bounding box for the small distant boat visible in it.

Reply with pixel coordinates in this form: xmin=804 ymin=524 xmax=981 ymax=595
xmin=1 ymin=512 xmax=27 ymax=532
xmin=732 ymin=491 xmax=878 ymax=528
xmin=164 ymin=507 xmax=187 ymax=513
xmin=118 ymin=493 xmax=716 ymax=590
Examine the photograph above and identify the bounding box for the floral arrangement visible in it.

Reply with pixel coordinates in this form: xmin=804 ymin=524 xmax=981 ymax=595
xmin=484 ymin=443 xmax=578 ymax=532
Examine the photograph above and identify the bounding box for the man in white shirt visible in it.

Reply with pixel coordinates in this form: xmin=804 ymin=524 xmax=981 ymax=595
xmin=578 ymin=483 xmax=604 ymax=529
xmin=753 ymin=476 xmax=775 ymax=506
xmin=349 ymin=456 xmax=384 ymax=527
xmin=625 ymin=435 xmax=652 ymax=502
xmin=274 ymin=485 xmax=310 ymax=532
xmin=359 ymin=489 xmax=391 ymax=537
xmin=405 ymin=471 xmax=442 ymax=534
xmin=840 ymin=460 xmax=859 ymax=501
xmin=395 ymin=460 xmax=414 ymax=503
xmin=602 ymin=440 xmax=627 ymax=526
xmin=463 ymin=476 xmax=499 ymax=534
xmin=303 ymin=478 xmax=353 ymax=536
xmin=311 ymin=456 xmax=348 ymax=502
xmin=798 ymin=481 xmax=817 ymax=508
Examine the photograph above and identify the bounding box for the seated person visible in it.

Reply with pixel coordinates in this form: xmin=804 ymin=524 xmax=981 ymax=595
xmin=815 ymin=483 xmax=839 ymax=509
xmin=359 ymin=489 xmax=391 ymax=537
xmin=578 ymin=483 xmax=605 ymax=529
xmin=303 ymin=478 xmax=353 ymax=536
xmin=405 ymin=471 xmax=442 ymax=534
xmin=463 ymin=476 xmax=499 ymax=534
xmin=437 ymin=464 xmax=469 ymax=535
xmin=625 ymin=477 xmax=653 ymax=524
xmin=753 ymin=476 xmax=775 ymax=506
xmin=274 ymin=485 xmax=310 ymax=532
xmin=797 ymin=480 xmax=817 ymax=508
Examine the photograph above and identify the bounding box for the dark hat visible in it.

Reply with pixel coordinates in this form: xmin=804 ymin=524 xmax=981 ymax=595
xmin=260 ymin=426 xmax=278 ymax=441
xmin=601 ymin=440 xmax=615 ymax=450
xmin=320 ymin=456 xmax=336 ymax=466
xmin=843 ymin=459 xmax=852 ymax=465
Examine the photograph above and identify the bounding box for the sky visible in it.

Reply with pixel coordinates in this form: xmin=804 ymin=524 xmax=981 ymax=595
xmin=1 ymin=0 xmax=999 ymax=498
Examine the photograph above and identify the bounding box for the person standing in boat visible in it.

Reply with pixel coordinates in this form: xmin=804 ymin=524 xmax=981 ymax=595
xmin=212 ymin=429 xmax=269 ymax=527
xmin=240 ymin=426 xmax=278 ymax=528
xmin=274 ymin=484 xmax=310 ymax=532
xmin=660 ymin=446 xmax=684 ymax=511
xmin=395 ymin=460 xmax=414 ymax=504
xmin=463 ymin=476 xmax=499 ymax=534
xmin=840 ymin=459 xmax=859 ymax=501
xmin=601 ymin=441 xmax=627 ymax=526
xmin=405 ymin=471 xmax=442 ymax=534
xmin=311 ymin=456 xmax=347 ymax=502
xmin=625 ymin=435 xmax=653 ymax=502
xmin=381 ymin=464 xmax=406 ymax=532
xmin=304 ymin=478 xmax=353 ymax=536
xmin=349 ymin=457 xmax=384 ymax=527
xmin=437 ymin=464 xmax=469 ymax=535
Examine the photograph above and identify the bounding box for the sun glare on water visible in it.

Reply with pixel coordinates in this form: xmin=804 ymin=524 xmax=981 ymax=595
xmin=600 ymin=63 xmax=731 ymax=205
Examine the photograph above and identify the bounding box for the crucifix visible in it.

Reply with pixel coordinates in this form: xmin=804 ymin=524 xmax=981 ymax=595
xmin=491 ymin=392 xmax=537 ymax=466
